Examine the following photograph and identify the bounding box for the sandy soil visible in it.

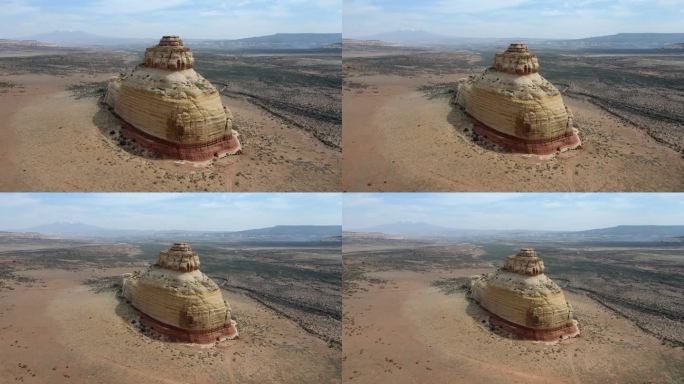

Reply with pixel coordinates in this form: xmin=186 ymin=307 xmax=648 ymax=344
xmin=0 ymin=73 xmax=339 ymax=191
xmin=343 ymin=269 xmax=684 ymax=383
xmin=0 ymin=268 xmax=340 ymax=383
xmin=342 ymin=73 xmax=684 ymax=191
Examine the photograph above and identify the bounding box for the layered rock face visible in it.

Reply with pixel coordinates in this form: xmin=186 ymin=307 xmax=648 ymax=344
xmin=104 ymin=36 xmax=241 ymax=161
xmin=470 ymin=248 xmax=580 ymax=341
xmin=144 ymin=36 xmax=194 ymax=70
xmin=122 ymin=242 xmax=238 ymax=343
xmin=157 ymin=242 xmax=200 ymax=272
xmin=455 ymin=43 xmax=581 ymax=155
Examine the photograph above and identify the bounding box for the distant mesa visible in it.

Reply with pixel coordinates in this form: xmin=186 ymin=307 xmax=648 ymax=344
xmin=104 ymin=36 xmax=241 ymax=161
xmin=0 ymin=39 xmax=57 ymax=48
xmin=455 ymin=43 xmax=581 ymax=155
xmin=122 ymin=242 xmax=238 ymax=343
xmin=469 ymin=248 xmax=580 ymax=341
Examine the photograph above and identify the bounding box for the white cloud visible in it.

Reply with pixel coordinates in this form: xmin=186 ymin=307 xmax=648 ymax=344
xmin=84 ymin=0 xmax=190 ymax=14
xmin=429 ymin=0 xmax=530 ymax=14
xmin=1 ymin=0 xmax=39 ymax=15
xmin=344 ymin=0 xmax=381 ymax=16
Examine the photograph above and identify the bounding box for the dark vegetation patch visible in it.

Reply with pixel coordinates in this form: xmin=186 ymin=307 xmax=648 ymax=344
xmin=0 ymin=263 xmax=38 ymax=291
xmin=534 ymin=49 xmax=684 ymax=154
xmin=343 ymin=52 xmax=478 ymax=77
xmin=67 ymin=81 xmax=107 ymax=99
xmin=418 ymin=82 xmax=457 ymax=99
xmin=84 ymin=275 xmax=122 ymax=294
xmin=0 ymin=244 xmax=141 ymax=270
xmin=193 ymin=51 xmax=341 ymax=149
xmin=0 ymin=51 xmax=131 ymax=75
xmin=431 ymin=277 xmax=471 ymax=295
xmin=0 ymin=80 xmax=22 ymax=93
xmin=199 ymin=244 xmax=342 ymax=348
xmin=344 ymin=245 xmax=488 ymax=273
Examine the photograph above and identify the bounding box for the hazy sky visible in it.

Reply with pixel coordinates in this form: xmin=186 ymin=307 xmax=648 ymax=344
xmin=344 ymin=193 xmax=684 ymax=231
xmin=1 ymin=0 xmax=341 ymax=39
xmin=0 ymin=193 xmax=342 ymax=231
xmin=344 ymin=0 xmax=684 ymax=39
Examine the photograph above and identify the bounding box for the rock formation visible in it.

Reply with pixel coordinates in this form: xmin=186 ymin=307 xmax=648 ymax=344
xmin=104 ymin=36 xmax=241 ymax=161
xmin=122 ymin=242 xmax=238 ymax=343
xmin=470 ymin=248 xmax=580 ymax=341
xmin=455 ymin=43 xmax=581 ymax=155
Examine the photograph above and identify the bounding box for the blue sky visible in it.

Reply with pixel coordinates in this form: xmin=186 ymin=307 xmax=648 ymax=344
xmin=344 ymin=193 xmax=684 ymax=231
xmin=344 ymin=0 xmax=684 ymax=38
xmin=0 ymin=193 xmax=342 ymax=231
xmin=1 ymin=0 xmax=341 ymax=39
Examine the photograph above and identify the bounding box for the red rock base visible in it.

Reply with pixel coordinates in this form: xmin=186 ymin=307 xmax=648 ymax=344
xmin=489 ymin=312 xmax=580 ymax=341
xmin=139 ymin=312 xmax=239 ymax=343
xmin=471 ymin=118 xmax=581 ymax=155
xmin=115 ymin=114 xmax=241 ymax=161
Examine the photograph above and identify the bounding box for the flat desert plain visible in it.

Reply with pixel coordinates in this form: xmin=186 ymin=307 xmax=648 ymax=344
xmin=342 ymin=47 xmax=684 ymax=191
xmin=0 ymin=48 xmax=340 ymax=191
xmin=0 ymin=239 xmax=341 ymax=384
xmin=342 ymin=243 xmax=684 ymax=384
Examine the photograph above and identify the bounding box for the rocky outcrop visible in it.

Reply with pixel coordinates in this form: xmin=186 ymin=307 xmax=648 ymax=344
xmin=104 ymin=36 xmax=241 ymax=161
xmin=122 ymin=242 xmax=238 ymax=343
xmin=492 ymin=43 xmax=539 ymax=75
xmin=143 ymin=36 xmax=194 ymax=70
xmin=455 ymin=43 xmax=581 ymax=155
xmin=470 ymin=248 xmax=580 ymax=341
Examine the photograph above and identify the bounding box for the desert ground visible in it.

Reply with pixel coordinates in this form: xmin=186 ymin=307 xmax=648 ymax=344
xmin=0 ymin=47 xmax=340 ymax=191
xmin=342 ymin=46 xmax=684 ymax=191
xmin=342 ymin=240 xmax=684 ymax=384
xmin=0 ymin=236 xmax=341 ymax=383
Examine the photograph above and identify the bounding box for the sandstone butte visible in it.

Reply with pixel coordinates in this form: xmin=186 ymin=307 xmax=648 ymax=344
xmin=104 ymin=36 xmax=241 ymax=161
xmin=455 ymin=43 xmax=581 ymax=155
xmin=470 ymin=248 xmax=580 ymax=341
xmin=122 ymin=242 xmax=239 ymax=343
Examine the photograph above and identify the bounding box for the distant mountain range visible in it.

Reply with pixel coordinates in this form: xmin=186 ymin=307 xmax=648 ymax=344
xmin=551 ymin=33 xmax=684 ymax=49
xmin=352 ymin=222 xmax=684 ymax=242
xmin=11 ymin=222 xmax=684 ymax=243
xmin=189 ymin=33 xmax=342 ymax=50
xmin=20 ymin=223 xmax=342 ymax=242
xmin=17 ymin=31 xmax=342 ymax=50
xmin=358 ymin=221 xmax=480 ymax=237
xmin=574 ymin=225 xmax=684 ymax=239
xmin=356 ymin=31 xmax=684 ymax=49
